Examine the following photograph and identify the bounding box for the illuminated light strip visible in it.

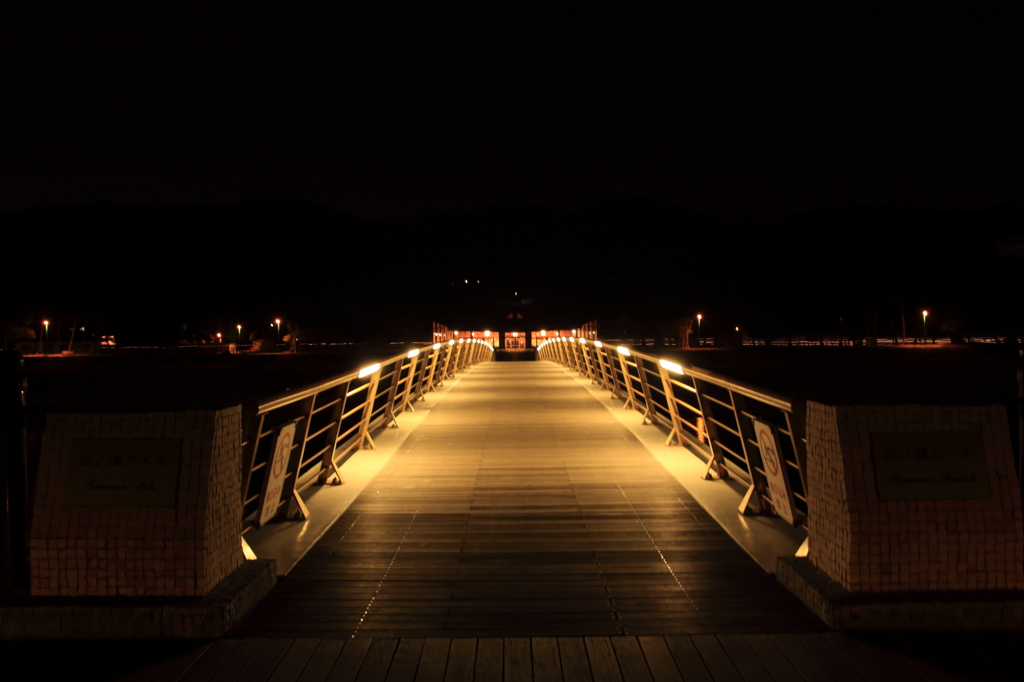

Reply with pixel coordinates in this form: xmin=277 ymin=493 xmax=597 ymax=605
xmin=659 ymin=359 xmax=683 ymax=375
xmin=358 ymin=363 xmax=381 ymax=378
xmin=617 ymin=346 xmax=631 ymax=356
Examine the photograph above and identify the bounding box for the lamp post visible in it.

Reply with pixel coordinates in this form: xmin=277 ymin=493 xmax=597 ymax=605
xmin=237 ymin=324 xmax=242 ymax=341
xmin=696 ymin=314 xmax=702 ymax=347
xmin=275 ymin=319 xmax=281 ymax=340
xmin=922 ymin=310 xmax=928 ymax=343
xmin=42 ymin=320 xmax=49 ymax=354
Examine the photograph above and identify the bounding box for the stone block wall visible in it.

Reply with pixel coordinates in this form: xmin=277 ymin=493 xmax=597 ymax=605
xmin=28 ymin=407 xmax=244 ymax=597
xmin=805 ymin=402 xmax=1023 ymax=593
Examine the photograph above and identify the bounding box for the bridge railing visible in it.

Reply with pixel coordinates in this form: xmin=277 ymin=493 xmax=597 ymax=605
xmin=240 ymin=338 xmax=493 ymax=535
xmin=538 ymin=336 xmax=808 ymax=527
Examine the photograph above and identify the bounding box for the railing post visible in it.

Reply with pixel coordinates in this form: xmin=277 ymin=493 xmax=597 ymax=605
xmin=730 ymin=392 xmax=765 ymax=515
xmin=241 ymin=410 xmax=266 ymax=506
xmin=277 ymin=396 xmax=315 ymax=520
xmin=632 ymin=355 xmax=660 ymax=426
xmin=399 ymin=349 xmax=421 ymax=413
xmin=440 ymin=341 xmax=455 ymax=381
xmin=318 ymin=383 xmax=350 ymax=486
xmin=381 ymin=358 xmax=404 ymax=428
xmin=691 ymin=377 xmax=730 ymax=481
xmin=657 ymin=362 xmax=686 ymax=447
xmin=616 ymin=348 xmax=637 ymax=410
xmin=357 ymin=366 xmax=383 ymax=450
xmin=424 ymin=343 xmax=442 ymax=394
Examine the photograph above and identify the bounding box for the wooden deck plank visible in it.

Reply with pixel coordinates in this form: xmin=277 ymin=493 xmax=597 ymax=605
xmin=504 ymin=637 xmax=533 ymax=682
xmin=767 ymin=634 xmax=835 ymax=682
xmin=384 ymin=639 xmax=425 ymax=682
xmin=474 ymin=638 xmax=503 ymax=682
xmin=559 ymin=637 xmax=593 ymax=682
xmin=794 ymin=634 xmax=868 ymax=682
xmin=662 ymin=635 xmax=713 ymax=682
xmin=207 ymin=639 xmax=272 ymax=682
xmin=740 ymin=634 xmax=804 ymax=682
xmin=415 ymin=638 xmax=451 ymax=682
xmin=530 ymin=637 xmax=562 ymax=682
xmin=689 ymin=635 xmax=742 ymax=682
xmin=144 ymin=643 xmax=214 ymax=682
xmin=238 ymin=640 xmax=297 ymax=682
xmin=444 ymin=639 xmax=476 ymax=682
xmin=269 ymin=639 xmax=322 ymax=682
xmin=610 ymin=636 xmax=654 ymax=682
xmin=714 ymin=635 xmax=773 ymax=682
xmin=178 ymin=640 xmax=241 ymax=682
xmin=636 ymin=636 xmax=684 ymax=682
xmin=298 ymin=640 xmax=349 ymax=682
xmin=327 ymin=638 xmax=374 ymax=682
xmin=356 ymin=639 xmax=400 ymax=682
xmin=584 ymin=636 xmax=623 ymax=682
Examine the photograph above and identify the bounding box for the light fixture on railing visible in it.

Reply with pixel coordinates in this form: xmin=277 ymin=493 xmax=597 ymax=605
xmin=433 ymin=343 xmax=441 ymax=350
xmin=458 ymin=338 xmax=464 ymax=344
xmin=358 ymin=363 xmax=381 ymax=378
xmin=579 ymin=338 xmax=586 ymax=344
xmin=594 ymin=341 xmax=603 ymax=348
xmin=408 ymin=349 xmax=420 ymax=358
xmin=617 ymin=346 xmax=631 ymax=356
xmin=449 ymin=340 xmax=455 ymax=345
xmin=659 ymin=359 xmax=683 ymax=375
xmin=569 ymin=337 xmax=575 ymax=342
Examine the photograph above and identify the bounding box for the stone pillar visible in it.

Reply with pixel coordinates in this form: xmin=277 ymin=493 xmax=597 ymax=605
xmin=777 ymin=401 xmax=1024 ymax=628
xmin=28 ymin=407 xmax=245 ymax=597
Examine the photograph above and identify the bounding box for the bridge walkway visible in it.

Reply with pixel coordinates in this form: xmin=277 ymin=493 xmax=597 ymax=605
xmin=237 ymin=361 xmax=823 ymax=639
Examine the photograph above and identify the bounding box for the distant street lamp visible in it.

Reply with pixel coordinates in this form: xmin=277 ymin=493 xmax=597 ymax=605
xmin=237 ymin=324 xmax=242 ymax=341
xmin=922 ymin=310 xmax=929 ymax=343
xmin=696 ymin=314 xmax=702 ymax=347
xmin=42 ymin=319 xmax=49 ymax=353
xmin=216 ymin=333 xmax=222 ymax=344
xmin=275 ymin=319 xmax=281 ymax=339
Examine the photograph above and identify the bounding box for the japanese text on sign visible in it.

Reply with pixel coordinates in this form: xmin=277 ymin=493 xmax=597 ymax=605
xmin=870 ymin=431 xmax=989 ymax=501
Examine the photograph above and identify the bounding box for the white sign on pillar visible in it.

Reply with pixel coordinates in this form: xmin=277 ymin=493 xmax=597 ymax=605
xmin=753 ymin=419 xmax=797 ymax=526
xmin=259 ymin=422 xmax=297 ymax=528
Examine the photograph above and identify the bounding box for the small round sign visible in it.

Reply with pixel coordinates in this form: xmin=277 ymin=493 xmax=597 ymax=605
xmin=759 ymin=427 xmax=780 ymax=477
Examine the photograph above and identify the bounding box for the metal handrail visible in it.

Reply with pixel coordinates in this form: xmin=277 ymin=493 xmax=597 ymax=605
xmin=240 ymin=339 xmax=493 ymax=534
xmin=538 ymin=336 xmax=808 ymax=527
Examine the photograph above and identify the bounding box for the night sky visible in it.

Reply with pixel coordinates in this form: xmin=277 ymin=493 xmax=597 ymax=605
xmin=3 ymin=2 xmax=1021 ymax=221
xmin=3 ymin=2 xmax=1023 ymax=344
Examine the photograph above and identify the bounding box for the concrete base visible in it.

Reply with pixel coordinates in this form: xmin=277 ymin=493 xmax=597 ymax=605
xmin=777 ymin=556 xmax=1024 ymax=631
xmin=0 ymin=559 xmax=276 ymax=639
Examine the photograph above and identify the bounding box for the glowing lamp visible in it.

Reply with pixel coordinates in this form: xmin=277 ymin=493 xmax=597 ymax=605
xmin=358 ymin=363 xmax=381 ymax=378
xmin=594 ymin=341 xmax=603 ymax=348
xmin=617 ymin=346 xmax=631 ymax=356
xmin=407 ymin=349 xmax=420 ymax=358
xmin=432 ymin=343 xmax=441 ymax=350
xmin=659 ymin=359 xmax=683 ymax=375
xmin=449 ymin=340 xmax=455 ymax=345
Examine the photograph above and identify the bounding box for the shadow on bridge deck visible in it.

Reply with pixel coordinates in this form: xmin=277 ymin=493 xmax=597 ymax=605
xmin=238 ymin=361 xmax=823 ymax=639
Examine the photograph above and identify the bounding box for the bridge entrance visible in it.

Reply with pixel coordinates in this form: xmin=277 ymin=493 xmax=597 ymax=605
xmin=238 ymin=361 xmax=823 ymax=638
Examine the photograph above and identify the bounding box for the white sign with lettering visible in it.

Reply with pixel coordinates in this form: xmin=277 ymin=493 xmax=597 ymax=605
xmin=259 ymin=422 xmax=296 ymax=528
xmin=753 ymin=419 xmax=796 ymax=525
